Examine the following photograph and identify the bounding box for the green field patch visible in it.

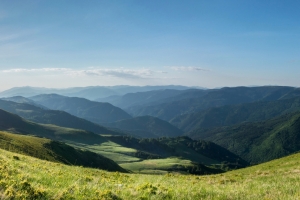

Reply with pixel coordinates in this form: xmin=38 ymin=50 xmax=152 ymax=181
xmin=120 ymin=158 xmax=199 ymax=173
xmin=90 ymin=141 xmax=137 ymax=153
xmin=68 ymin=141 xmax=140 ymax=164
xmin=94 ymin=151 xmax=141 ymax=163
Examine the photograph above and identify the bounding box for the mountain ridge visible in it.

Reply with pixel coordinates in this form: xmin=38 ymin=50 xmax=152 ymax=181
xmin=29 ymin=94 xmax=132 ymax=123
xmin=171 ymin=96 xmax=300 ymax=132
xmin=0 ymin=99 xmax=124 ymax=136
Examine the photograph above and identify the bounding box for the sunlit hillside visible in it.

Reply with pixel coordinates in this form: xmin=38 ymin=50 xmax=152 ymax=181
xmin=0 ymin=148 xmax=300 ymax=199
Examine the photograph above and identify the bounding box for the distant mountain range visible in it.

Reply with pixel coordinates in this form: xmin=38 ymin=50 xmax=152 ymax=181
xmin=0 ymin=98 xmax=186 ymax=138
xmin=0 ymin=85 xmax=197 ymax=100
xmin=96 ymin=89 xmax=198 ymax=109
xmin=125 ymin=86 xmax=300 ymax=121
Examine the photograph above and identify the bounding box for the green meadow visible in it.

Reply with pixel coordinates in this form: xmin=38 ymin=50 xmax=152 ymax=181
xmin=1 ymin=148 xmax=300 ymax=199
xmin=72 ymin=140 xmax=141 ymax=163
xmin=120 ymin=158 xmax=201 ymax=174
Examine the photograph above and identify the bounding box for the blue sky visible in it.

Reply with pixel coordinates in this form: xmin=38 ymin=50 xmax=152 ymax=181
xmin=0 ymin=0 xmax=299 ymax=90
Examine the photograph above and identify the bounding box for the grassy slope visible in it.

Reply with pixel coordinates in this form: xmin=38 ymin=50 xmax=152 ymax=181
xmin=72 ymin=140 xmax=142 ymax=164
xmin=99 ymin=136 xmax=248 ymax=173
xmin=67 ymin=135 xmax=248 ymax=174
xmin=0 ymin=131 xmax=126 ymax=172
xmin=72 ymin=140 xmax=226 ymax=175
xmin=1 ymin=148 xmax=300 ymax=199
xmin=187 ymin=111 xmax=300 ymax=164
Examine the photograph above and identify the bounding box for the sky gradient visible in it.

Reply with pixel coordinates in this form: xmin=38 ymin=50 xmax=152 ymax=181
xmin=0 ymin=0 xmax=299 ymax=91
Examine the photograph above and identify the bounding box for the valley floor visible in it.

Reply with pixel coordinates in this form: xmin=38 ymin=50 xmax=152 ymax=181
xmin=1 ymin=149 xmax=300 ymax=199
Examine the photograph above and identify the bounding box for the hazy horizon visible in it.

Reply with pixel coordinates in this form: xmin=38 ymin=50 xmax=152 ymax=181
xmin=1 ymin=84 xmax=299 ymax=94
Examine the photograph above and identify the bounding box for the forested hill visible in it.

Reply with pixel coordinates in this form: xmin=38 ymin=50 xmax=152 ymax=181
xmin=186 ymin=111 xmax=300 ymax=164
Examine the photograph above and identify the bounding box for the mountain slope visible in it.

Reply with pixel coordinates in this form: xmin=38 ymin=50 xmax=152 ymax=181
xmin=186 ymin=111 xmax=300 ymax=164
xmin=128 ymin=86 xmax=299 ymax=121
xmin=0 ymin=108 xmax=246 ymax=173
xmin=29 ymin=94 xmax=132 ymax=123
xmin=0 ymin=85 xmax=195 ymax=100
xmin=101 ymin=116 xmax=183 ymax=138
xmin=0 ymin=108 xmax=108 ymax=145
xmin=105 ymin=135 xmax=248 ymax=168
xmin=0 ymin=131 xmax=126 ymax=172
xmin=0 ymin=99 xmax=124 ymax=135
xmin=1 ymin=96 xmax=47 ymax=109
xmin=171 ymin=96 xmax=300 ymax=132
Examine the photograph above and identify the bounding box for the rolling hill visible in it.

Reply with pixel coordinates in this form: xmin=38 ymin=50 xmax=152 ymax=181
xmin=101 ymin=116 xmax=183 ymax=138
xmin=1 ymin=145 xmax=300 ymax=199
xmin=29 ymin=94 xmax=132 ymax=123
xmin=0 ymin=108 xmax=109 ymax=144
xmin=186 ymin=111 xmax=300 ymax=164
xmin=0 ymin=131 xmax=126 ymax=172
xmin=0 ymin=108 xmax=246 ymax=174
xmin=104 ymin=135 xmax=248 ymax=169
xmin=0 ymin=99 xmax=124 ymax=136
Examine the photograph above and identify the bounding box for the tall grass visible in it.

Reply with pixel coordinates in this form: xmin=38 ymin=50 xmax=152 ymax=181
xmin=1 ymin=148 xmax=300 ymax=199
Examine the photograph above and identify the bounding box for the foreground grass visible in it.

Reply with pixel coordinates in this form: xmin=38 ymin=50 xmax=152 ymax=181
xmin=1 ymin=148 xmax=300 ymax=199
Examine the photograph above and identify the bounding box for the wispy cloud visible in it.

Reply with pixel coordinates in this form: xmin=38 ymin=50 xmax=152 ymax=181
xmin=168 ymin=66 xmax=208 ymax=72
xmin=71 ymin=68 xmax=157 ymax=79
xmin=1 ymin=67 xmax=162 ymax=79
xmin=2 ymin=68 xmax=70 ymax=73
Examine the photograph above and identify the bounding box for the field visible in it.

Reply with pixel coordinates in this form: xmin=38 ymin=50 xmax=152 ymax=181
xmin=120 ymin=158 xmax=200 ymax=174
xmin=75 ymin=141 xmax=141 ymax=163
xmin=1 ymin=148 xmax=300 ymax=199
xmin=68 ymin=140 xmax=220 ymax=174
